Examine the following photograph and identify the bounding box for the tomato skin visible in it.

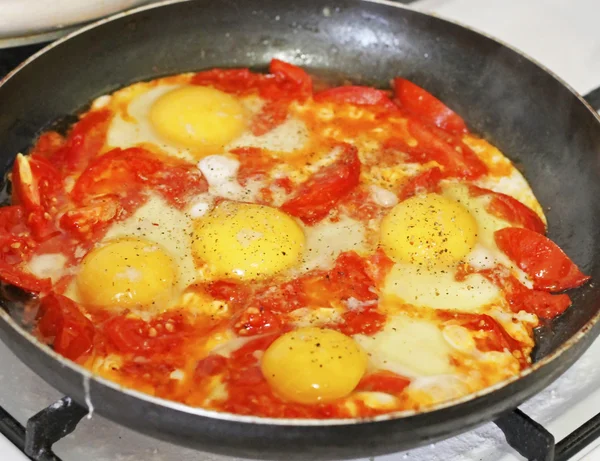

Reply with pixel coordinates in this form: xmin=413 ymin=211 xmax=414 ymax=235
xmin=37 ymin=293 xmax=94 ymax=360
xmin=398 ymin=166 xmax=444 ymax=201
xmin=356 ymin=371 xmax=411 ymax=394
xmin=495 ymin=227 xmax=590 ymax=292
xmin=251 ymin=101 xmax=289 ymax=136
xmin=147 ymin=164 xmax=208 ymax=208
xmin=52 ymin=110 xmax=112 ymax=173
xmin=59 ymin=196 xmax=121 ymax=238
xmin=314 ymin=86 xmax=395 ymax=109
xmin=509 ymin=290 xmax=571 ymax=319
xmin=439 ymin=311 xmax=528 ymax=368
xmin=281 ymin=144 xmax=361 ymax=224
xmin=392 ymin=78 xmax=468 ymax=134
xmin=71 ymin=147 xmax=163 ymax=203
xmin=191 ymin=68 xmax=261 ymax=94
xmin=469 ymin=185 xmax=545 ymax=234
xmin=404 ymin=119 xmax=487 ymax=179
xmin=0 ymin=262 xmax=51 ymax=292
xmin=268 ymin=59 xmax=313 ymax=98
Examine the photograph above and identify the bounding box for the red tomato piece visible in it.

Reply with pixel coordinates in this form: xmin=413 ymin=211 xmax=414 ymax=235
xmin=206 ymin=280 xmax=251 ymax=309
xmin=405 ymin=119 xmax=487 ymax=179
xmin=469 ymin=185 xmax=545 ymax=234
xmin=103 ymin=313 xmax=189 ymax=354
xmin=60 ymin=196 xmax=121 ymax=238
xmin=148 ymin=164 xmax=208 ymax=208
xmin=268 ymin=58 xmax=313 ymax=98
xmin=509 ymin=290 xmax=571 ymax=319
xmin=314 ymin=86 xmax=395 ymax=109
xmin=392 ymin=78 xmax=468 ymax=134
xmin=195 ymin=354 xmax=228 ymax=378
xmin=251 ymin=101 xmax=289 ymax=136
xmin=495 ymin=227 xmax=590 ymax=292
xmin=29 ymin=132 xmax=66 ymax=159
xmin=440 ymin=311 xmax=528 ymax=368
xmin=398 ymin=166 xmax=444 ymax=201
xmin=37 ymin=293 xmax=94 ymax=360
xmin=11 ymin=155 xmax=63 ymax=241
xmin=71 ymin=147 xmax=163 ymax=203
xmin=281 ymin=144 xmax=361 ymax=224
xmin=52 ymin=109 xmax=112 ymax=173
xmin=12 ymin=155 xmax=61 ymax=212
xmin=356 ymin=371 xmax=411 ymax=394
xmin=329 ymin=251 xmax=379 ymax=302
xmin=191 ymin=68 xmax=263 ymax=95
xmin=0 ymin=262 xmax=51 ymax=292
xmin=364 ymin=248 xmax=395 ymax=288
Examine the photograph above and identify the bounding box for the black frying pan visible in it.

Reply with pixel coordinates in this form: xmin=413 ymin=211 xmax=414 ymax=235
xmin=1 ymin=1 xmax=600 ymax=459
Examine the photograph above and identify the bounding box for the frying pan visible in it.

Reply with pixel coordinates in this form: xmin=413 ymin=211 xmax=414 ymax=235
xmin=1 ymin=0 xmax=600 ymax=459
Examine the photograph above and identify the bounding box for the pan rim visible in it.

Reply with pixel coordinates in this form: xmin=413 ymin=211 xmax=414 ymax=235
xmin=0 ymin=0 xmax=599 ymax=427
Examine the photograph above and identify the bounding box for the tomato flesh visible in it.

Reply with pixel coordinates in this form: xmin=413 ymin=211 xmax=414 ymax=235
xmin=37 ymin=293 xmax=94 ymax=360
xmin=495 ymin=227 xmax=590 ymax=292
xmin=469 ymin=185 xmax=545 ymax=234
xmin=281 ymin=144 xmax=361 ymax=224
xmin=393 ymin=78 xmax=468 ymax=134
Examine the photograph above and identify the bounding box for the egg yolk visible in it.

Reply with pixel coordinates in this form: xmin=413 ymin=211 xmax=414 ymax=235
xmin=149 ymin=86 xmax=245 ymax=154
xmin=192 ymin=202 xmax=305 ymax=280
xmin=380 ymin=193 xmax=477 ymax=266
xmin=76 ymin=237 xmax=177 ymax=309
xmin=261 ymin=327 xmax=367 ymax=404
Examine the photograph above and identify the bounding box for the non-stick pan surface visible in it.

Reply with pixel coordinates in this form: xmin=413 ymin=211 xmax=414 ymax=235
xmin=1 ymin=1 xmax=600 ymax=459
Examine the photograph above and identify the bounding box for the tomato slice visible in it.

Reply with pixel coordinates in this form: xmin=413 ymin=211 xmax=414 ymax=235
xmin=60 ymin=195 xmax=121 ymax=238
xmin=392 ymin=78 xmax=468 ymax=134
xmin=398 ymin=166 xmax=444 ymax=201
xmin=495 ymin=227 xmax=590 ymax=292
xmin=191 ymin=68 xmax=262 ymax=94
xmin=469 ymin=185 xmax=545 ymax=234
xmin=0 ymin=262 xmax=51 ymax=292
xmin=314 ymin=86 xmax=395 ymax=109
xmin=268 ymin=58 xmax=313 ymax=99
xmin=29 ymin=131 xmax=66 ymax=159
xmin=37 ymin=293 xmax=94 ymax=360
xmin=440 ymin=311 xmax=528 ymax=368
xmin=52 ymin=109 xmax=112 ymax=173
xmin=71 ymin=147 xmax=163 ymax=203
xmin=356 ymin=371 xmax=411 ymax=394
xmin=147 ymin=164 xmax=208 ymax=208
xmin=281 ymin=144 xmax=361 ymax=224
xmin=509 ymin=289 xmax=571 ymax=319
xmin=404 ymin=119 xmax=487 ymax=179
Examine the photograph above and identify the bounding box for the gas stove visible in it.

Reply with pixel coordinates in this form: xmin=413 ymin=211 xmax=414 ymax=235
xmin=2 ymin=1 xmax=600 ymax=460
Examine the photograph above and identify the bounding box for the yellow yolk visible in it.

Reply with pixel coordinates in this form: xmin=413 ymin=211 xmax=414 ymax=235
xmin=76 ymin=237 xmax=177 ymax=309
xmin=261 ymin=328 xmax=367 ymax=404
xmin=149 ymin=86 xmax=245 ymax=154
xmin=380 ymin=193 xmax=477 ymax=267
xmin=192 ymin=202 xmax=305 ymax=280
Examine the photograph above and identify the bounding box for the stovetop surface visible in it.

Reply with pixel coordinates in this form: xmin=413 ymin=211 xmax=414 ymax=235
xmin=2 ymin=0 xmax=600 ymax=460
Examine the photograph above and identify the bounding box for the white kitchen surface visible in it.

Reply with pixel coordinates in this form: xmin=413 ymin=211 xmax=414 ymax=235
xmin=1 ymin=0 xmax=600 ymax=460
